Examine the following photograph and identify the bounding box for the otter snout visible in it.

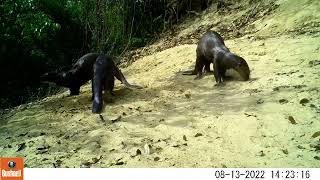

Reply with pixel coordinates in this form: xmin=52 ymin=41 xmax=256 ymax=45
xmin=235 ymin=64 xmax=250 ymax=81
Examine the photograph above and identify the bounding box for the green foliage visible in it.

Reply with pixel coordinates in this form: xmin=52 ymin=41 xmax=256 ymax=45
xmin=0 ymin=0 xmax=84 ymax=108
xmin=0 ymin=0 xmax=209 ymax=109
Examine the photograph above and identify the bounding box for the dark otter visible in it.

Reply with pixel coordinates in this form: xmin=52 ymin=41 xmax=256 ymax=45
xmin=41 ymin=53 xmax=142 ymax=95
xmin=183 ymin=31 xmax=250 ymax=86
xmin=92 ymin=54 xmax=115 ymax=113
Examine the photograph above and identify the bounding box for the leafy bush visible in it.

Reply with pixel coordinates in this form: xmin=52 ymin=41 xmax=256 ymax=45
xmin=0 ymin=0 xmax=210 ymax=109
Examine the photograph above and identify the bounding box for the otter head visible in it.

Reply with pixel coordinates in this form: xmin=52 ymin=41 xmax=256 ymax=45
xmin=41 ymin=71 xmax=75 ymax=87
xmin=59 ymin=71 xmax=80 ymax=95
xmin=233 ymin=55 xmax=250 ymax=81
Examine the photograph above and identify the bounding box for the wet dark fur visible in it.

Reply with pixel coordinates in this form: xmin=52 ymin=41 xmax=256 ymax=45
xmin=183 ymin=31 xmax=250 ymax=86
xmin=41 ymin=53 xmax=142 ymax=96
xmin=92 ymin=54 xmax=115 ymax=113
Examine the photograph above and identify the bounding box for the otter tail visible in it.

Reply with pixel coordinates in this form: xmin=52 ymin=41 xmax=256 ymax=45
xmin=92 ymin=77 xmax=103 ymax=113
xmin=113 ymin=66 xmax=143 ymax=89
xmin=92 ymin=56 xmax=106 ymax=113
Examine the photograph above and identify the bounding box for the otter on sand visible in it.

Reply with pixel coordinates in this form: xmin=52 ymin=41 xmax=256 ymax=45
xmin=92 ymin=54 xmax=115 ymax=113
xmin=183 ymin=31 xmax=250 ymax=86
xmin=41 ymin=53 xmax=143 ymax=96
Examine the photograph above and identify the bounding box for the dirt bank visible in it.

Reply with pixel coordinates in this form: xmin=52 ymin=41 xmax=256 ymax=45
xmin=0 ymin=0 xmax=319 ymax=167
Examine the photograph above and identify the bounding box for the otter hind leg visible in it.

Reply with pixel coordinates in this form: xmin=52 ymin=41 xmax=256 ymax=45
xmin=194 ymin=55 xmax=206 ymax=80
xmin=105 ymin=74 xmax=115 ymax=96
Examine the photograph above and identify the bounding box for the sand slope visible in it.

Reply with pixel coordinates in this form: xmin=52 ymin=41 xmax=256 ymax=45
xmin=0 ymin=0 xmax=319 ymax=167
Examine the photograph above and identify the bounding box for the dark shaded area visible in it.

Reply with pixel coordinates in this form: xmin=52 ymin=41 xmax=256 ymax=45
xmin=0 ymin=0 xmax=211 ymax=109
xmin=0 ymin=0 xmax=87 ymax=108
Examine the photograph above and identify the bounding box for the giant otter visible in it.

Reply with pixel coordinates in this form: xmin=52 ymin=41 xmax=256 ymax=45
xmin=92 ymin=54 xmax=115 ymax=113
xmin=41 ymin=53 xmax=142 ymax=95
xmin=183 ymin=31 xmax=250 ymax=86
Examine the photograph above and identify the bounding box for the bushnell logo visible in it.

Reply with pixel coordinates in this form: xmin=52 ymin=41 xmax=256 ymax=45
xmin=0 ymin=158 xmax=24 ymax=180
xmin=8 ymin=161 xmax=16 ymax=170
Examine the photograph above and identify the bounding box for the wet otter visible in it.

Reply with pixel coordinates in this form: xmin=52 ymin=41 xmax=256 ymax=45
xmin=183 ymin=31 xmax=250 ymax=86
xmin=92 ymin=54 xmax=115 ymax=113
xmin=41 ymin=53 xmax=142 ymax=95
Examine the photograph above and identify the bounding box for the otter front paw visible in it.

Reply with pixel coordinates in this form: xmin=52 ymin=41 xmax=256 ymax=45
xmin=215 ymin=82 xmax=225 ymax=87
xmin=194 ymin=75 xmax=203 ymax=80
